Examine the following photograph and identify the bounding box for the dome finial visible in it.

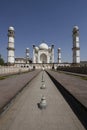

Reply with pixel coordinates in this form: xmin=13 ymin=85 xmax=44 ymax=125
xmin=42 ymin=40 xmax=45 ymax=43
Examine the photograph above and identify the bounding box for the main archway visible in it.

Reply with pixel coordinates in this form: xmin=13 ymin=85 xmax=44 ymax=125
xmin=40 ymin=53 xmax=47 ymax=63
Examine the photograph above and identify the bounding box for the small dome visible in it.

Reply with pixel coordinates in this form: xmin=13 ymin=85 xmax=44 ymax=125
xmin=8 ymin=26 xmax=14 ymax=31
xmin=58 ymin=48 xmax=61 ymax=50
xmin=49 ymin=47 xmax=51 ymax=49
xmin=39 ymin=43 xmax=48 ymax=50
xmin=35 ymin=47 xmax=39 ymax=52
xmin=26 ymin=48 xmax=29 ymax=50
xmin=48 ymin=47 xmax=51 ymax=52
xmin=73 ymin=26 xmax=79 ymax=30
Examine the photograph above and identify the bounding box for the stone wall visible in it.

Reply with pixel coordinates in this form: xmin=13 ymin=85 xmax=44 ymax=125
xmin=57 ymin=66 xmax=87 ymax=74
xmin=0 ymin=66 xmax=30 ymax=75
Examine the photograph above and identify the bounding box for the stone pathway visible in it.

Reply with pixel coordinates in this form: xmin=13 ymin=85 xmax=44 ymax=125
xmin=0 ymin=71 xmax=85 ymax=130
xmin=47 ymin=70 xmax=87 ymax=108
xmin=0 ymin=70 xmax=40 ymax=112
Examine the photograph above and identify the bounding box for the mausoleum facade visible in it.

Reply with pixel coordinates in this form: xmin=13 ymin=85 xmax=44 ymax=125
xmin=33 ymin=43 xmax=54 ymax=63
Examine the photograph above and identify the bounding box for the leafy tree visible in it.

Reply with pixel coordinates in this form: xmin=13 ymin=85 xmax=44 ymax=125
xmin=0 ymin=54 xmax=4 ymax=65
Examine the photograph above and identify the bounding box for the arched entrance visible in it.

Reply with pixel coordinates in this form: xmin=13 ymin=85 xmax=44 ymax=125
xmin=40 ymin=54 xmax=47 ymax=63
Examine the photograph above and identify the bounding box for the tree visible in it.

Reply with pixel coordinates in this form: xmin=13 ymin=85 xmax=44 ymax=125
xmin=0 ymin=54 xmax=4 ymax=65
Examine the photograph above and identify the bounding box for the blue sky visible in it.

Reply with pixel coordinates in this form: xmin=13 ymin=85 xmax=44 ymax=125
xmin=0 ymin=0 xmax=87 ymax=62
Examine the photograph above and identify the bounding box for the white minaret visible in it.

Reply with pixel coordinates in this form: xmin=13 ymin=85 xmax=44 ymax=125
xmin=51 ymin=45 xmax=54 ymax=63
xmin=7 ymin=26 xmax=15 ymax=65
xmin=26 ymin=48 xmax=29 ymax=63
xmin=33 ymin=45 xmax=35 ymax=63
xmin=58 ymin=48 xmax=61 ymax=63
xmin=72 ymin=26 xmax=80 ymax=64
xmin=26 ymin=48 xmax=29 ymax=59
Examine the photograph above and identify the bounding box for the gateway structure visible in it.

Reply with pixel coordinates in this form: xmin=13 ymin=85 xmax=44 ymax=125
xmin=33 ymin=43 xmax=54 ymax=63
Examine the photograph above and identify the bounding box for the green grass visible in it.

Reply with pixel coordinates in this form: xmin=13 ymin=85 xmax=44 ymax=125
xmin=80 ymin=76 xmax=87 ymax=80
xmin=0 ymin=75 xmax=17 ymax=80
xmin=0 ymin=76 xmax=9 ymax=80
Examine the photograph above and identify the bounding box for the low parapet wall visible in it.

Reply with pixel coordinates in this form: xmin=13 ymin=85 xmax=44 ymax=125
xmin=15 ymin=63 xmax=70 ymax=69
xmin=0 ymin=66 xmax=30 ymax=75
xmin=57 ymin=66 xmax=87 ymax=74
xmin=0 ymin=63 xmax=71 ymax=75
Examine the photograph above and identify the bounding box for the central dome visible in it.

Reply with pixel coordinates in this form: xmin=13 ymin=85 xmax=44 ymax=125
xmin=39 ymin=43 xmax=48 ymax=50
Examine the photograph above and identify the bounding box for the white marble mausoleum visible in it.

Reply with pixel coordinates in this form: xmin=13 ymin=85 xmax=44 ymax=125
xmin=33 ymin=43 xmax=54 ymax=63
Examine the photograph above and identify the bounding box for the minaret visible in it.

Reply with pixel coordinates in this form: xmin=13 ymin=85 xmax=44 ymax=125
xmin=33 ymin=45 xmax=35 ymax=63
xmin=72 ymin=26 xmax=80 ymax=64
xmin=58 ymin=48 xmax=61 ymax=63
xmin=51 ymin=45 xmax=54 ymax=63
xmin=7 ymin=26 xmax=15 ymax=65
xmin=26 ymin=48 xmax=29 ymax=63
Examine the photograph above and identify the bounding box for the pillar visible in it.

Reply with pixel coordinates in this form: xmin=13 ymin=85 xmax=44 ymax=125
xmin=26 ymin=48 xmax=29 ymax=63
xmin=58 ymin=48 xmax=61 ymax=63
xmin=51 ymin=45 xmax=54 ymax=63
xmin=33 ymin=45 xmax=35 ymax=63
xmin=7 ymin=26 xmax=15 ymax=65
xmin=72 ymin=26 xmax=80 ymax=64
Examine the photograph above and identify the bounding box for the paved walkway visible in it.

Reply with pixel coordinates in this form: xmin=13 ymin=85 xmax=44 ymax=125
xmin=47 ymin=70 xmax=87 ymax=108
xmin=0 ymin=71 xmax=85 ymax=130
xmin=0 ymin=70 xmax=40 ymax=112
